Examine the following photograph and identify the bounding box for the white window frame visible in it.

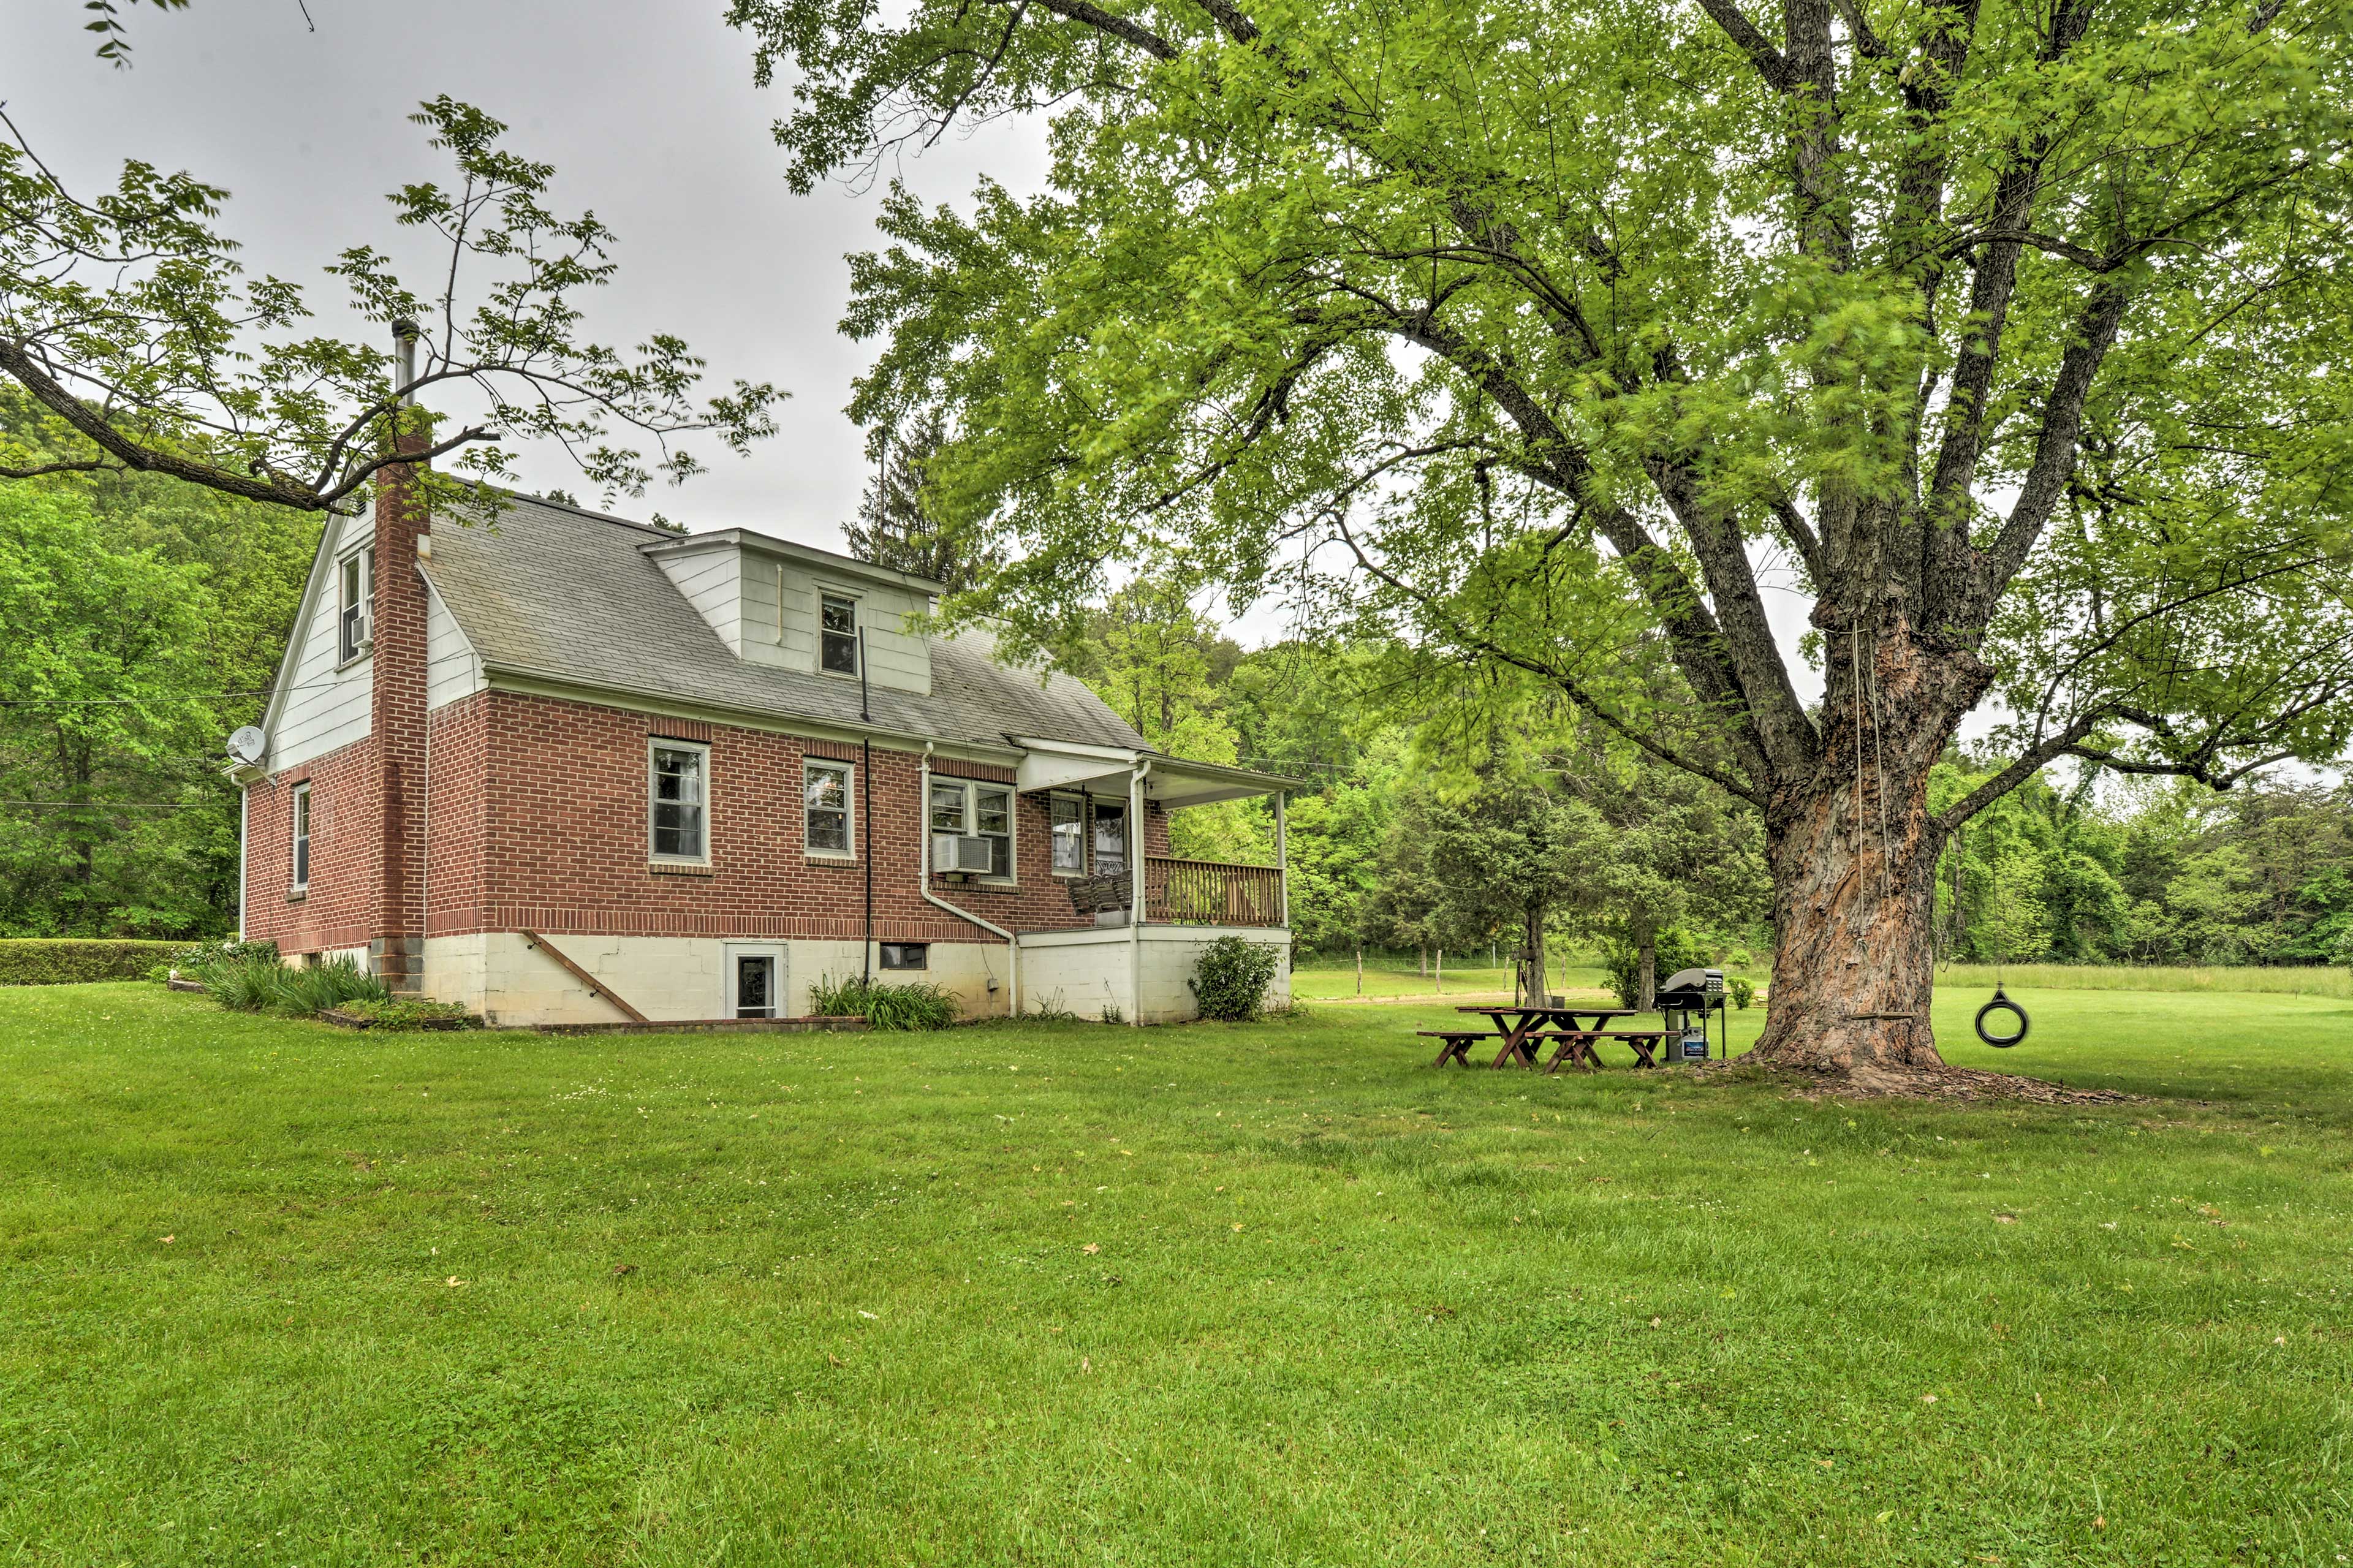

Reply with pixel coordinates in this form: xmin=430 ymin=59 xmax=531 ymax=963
xmin=290 ymin=781 xmax=313 ymax=892
xmin=928 ymin=778 xmax=1015 ymax=881
xmin=1049 ymin=792 xmax=1087 ymax=877
xmin=647 ymin=739 xmax=711 ymax=865
xmin=804 ymin=757 xmax=855 ymax=858
xmin=817 ymin=589 xmax=860 ymax=678
xmin=724 ymin=942 xmax=786 ymax=1018
xmin=1092 ymin=796 xmax=1129 ymax=877
xmin=336 ymin=546 xmax=374 ymax=667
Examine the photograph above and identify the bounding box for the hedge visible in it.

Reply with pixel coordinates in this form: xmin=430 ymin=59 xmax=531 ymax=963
xmin=0 ymin=939 xmax=188 ymax=985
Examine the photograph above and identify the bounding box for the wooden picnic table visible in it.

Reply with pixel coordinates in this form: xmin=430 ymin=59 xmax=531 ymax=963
xmin=1422 ymin=1004 xmax=1667 ymax=1072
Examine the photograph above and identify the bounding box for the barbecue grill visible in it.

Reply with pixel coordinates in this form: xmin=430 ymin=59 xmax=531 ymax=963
xmin=1655 ymin=966 xmax=1727 ymax=1061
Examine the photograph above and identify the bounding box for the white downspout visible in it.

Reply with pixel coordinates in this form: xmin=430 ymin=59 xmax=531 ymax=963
xmin=917 ymin=743 xmax=1020 ymax=1018
xmin=1275 ymin=789 xmax=1289 ymax=928
xmin=1128 ymin=759 xmax=1148 ymax=1026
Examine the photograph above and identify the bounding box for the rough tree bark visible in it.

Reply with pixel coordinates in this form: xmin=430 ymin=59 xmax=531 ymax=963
xmin=1523 ymin=901 xmax=1549 ymax=1005
xmin=1749 ymin=613 xmax=1994 ymax=1079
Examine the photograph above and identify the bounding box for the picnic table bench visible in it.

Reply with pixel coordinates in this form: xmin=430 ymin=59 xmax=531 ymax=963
xmin=1422 ymin=1004 xmax=1670 ymax=1072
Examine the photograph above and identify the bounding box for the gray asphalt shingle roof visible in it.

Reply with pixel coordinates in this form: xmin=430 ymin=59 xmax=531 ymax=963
xmin=423 ymin=492 xmax=1145 ymax=752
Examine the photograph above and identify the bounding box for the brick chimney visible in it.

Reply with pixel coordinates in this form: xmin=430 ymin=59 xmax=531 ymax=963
xmin=369 ymin=319 xmax=432 ymax=992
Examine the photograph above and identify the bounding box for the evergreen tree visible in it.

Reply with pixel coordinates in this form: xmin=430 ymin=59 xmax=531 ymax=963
xmin=846 ymin=411 xmax=989 ymax=591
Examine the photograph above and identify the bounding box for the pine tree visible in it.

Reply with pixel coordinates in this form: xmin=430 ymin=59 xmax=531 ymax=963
xmin=845 ymin=412 xmax=986 ymax=591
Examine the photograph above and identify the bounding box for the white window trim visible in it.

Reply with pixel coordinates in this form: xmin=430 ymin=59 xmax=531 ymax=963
xmin=290 ymin=781 xmax=313 ymax=892
xmin=647 ymin=738 xmax=713 ymax=866
xmin=928 ymin=777 xmax=1016 ymax=882
xmin=723 ymin=942 xmax=786 ymax=1019
xmin=1048 ymin=792 xmax=1088 ymax=879
xmin=816 ymin=586 xmax=862 ymax=681
xmin=1090 ymin=794 xmax=1131 ymax=877
xmin=804 ymin=757 xmax=857 ymax=860
xmin=335 ymin=546 xmax=374 ymax=669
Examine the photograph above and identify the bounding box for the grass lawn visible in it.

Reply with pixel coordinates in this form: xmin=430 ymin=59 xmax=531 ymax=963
xmin=5 ymin=982 xmax=2351 ymax=1565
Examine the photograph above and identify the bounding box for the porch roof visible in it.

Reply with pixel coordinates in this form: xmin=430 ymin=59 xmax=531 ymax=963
xmin=1009 ymin=738 xmax=1307 ymax=809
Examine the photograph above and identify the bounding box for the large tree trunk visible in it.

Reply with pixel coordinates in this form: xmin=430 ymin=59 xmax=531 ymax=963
xmin=1748 ymin=618 xmax=1990 ymax=1084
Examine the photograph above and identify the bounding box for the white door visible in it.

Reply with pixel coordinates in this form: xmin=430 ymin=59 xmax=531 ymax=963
xmin=724 ymin=944 xmax=786 ymax=1019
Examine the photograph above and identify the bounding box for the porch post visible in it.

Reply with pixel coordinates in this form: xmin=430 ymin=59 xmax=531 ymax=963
xmin=1274 ymin=790 xmax=1289 ymax=928
xmin=1129 ymin=760 xmax=1148 ymax=1027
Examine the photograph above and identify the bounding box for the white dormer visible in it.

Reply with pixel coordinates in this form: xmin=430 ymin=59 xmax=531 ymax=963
xmin=642 ymin=530 xmax=938 ymax=697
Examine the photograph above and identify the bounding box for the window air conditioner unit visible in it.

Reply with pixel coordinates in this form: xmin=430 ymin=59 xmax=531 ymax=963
xmin=933 ymin=833 xmax=994 ymax=874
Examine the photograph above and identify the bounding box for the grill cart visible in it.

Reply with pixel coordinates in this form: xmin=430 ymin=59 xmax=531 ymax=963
xmin=1655 ymin=967 xmax=1727 ymax=1061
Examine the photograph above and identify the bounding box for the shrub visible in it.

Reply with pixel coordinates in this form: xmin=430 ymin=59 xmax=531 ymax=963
xmin=168 ymin=937 xmax=278 ymax=972
xmin=1728 ymin=975 xmax=1756 ymax=1009
xmin=0 ymin=939 xmax=187 ymax=985
xmin=1194 ymin=935 xmax=1281 ymax=1021
xmin=810 ymin=973 xmax=958 ymax=1031
xmin=268 ymin=958 xmax=390 ymax=1017
xmin=1602 ymin=928 xmax=1713 ymax=1008
xmin=331 ymin=997 xmax=477 ymax=1031
xmin=185 ymin=952 xmax=387 ymax=1017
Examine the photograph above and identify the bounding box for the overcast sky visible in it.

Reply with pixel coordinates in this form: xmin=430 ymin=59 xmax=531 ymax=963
xmin=6 ymin=0 xmax=1046 ymax=548
xmin=6 ymin=0 xmax=1848 ymax=686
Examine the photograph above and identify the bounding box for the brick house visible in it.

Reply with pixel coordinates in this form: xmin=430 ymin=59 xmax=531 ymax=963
xmin=230 ymin=453 xmax=1295 ymax=1026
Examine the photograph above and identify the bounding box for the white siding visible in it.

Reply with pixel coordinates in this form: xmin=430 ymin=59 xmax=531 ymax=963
xmin=269 ymin=513 xmax=373 ymax=772
xmin=653 ymin=545 xmax=743 ymax=653
xmin=665 ymin=537 xmax=936 ymax=696
xmin=425 ymin=578 xmax=483 ymax=711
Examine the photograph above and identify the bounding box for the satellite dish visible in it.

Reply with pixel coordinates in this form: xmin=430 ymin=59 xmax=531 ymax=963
xmin=225 ymin=726 xmax=267 ymax=765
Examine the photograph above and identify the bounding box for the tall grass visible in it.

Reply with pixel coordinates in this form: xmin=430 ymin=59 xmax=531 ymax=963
xmin=1935 ymin=962 xmax=2353 ymax=1000
xmin=187 ymin=953 xmax=388 ymax=1016
xmin=808 ymin=973 xmax=959 ymax=1031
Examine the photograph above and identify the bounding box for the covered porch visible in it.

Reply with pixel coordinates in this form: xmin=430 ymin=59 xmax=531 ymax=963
xmin=1012 ymin=737 xmax=1302 ymax=931
xmin=1010 ymin=738 xmax=1302 ymax=1022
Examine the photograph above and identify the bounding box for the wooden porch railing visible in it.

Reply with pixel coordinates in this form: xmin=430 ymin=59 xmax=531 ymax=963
xmin=1143 ymin=855 xmax=1284 ymax=928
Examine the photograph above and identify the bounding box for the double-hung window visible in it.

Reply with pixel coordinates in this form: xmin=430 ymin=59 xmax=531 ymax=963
xmin=805 ymin=759 xmax=854 ymax=855
xmin=337 ymin=548 xmax=374 ymax=664
xmin=649 ymin=741 xmax=709 ymax=863
xmin=929 ymin=779 xmax=1014 ymax=878
xmin=290 ymin=782 xmax=313 ymax=891
xmin=1049 ymin=794 xmax=1086 ymax=875
xmin=1093 ymin=800 xmax=1128 ymax=877
xmin=819 ymin=593 xmax=859 ymax=675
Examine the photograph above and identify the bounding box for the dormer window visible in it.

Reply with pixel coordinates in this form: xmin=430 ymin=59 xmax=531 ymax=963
xmin=819 ymin=593 xmax=858 ymax=675
xmin=338 ymin=548 xmax=374 ymax=665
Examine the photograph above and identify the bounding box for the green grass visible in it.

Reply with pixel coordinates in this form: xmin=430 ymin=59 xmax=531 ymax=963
xmin=1939 ymin=961 xmax=2353 ymax=1000
xmin=4 ymin=982 xmax=2352 ymax=1565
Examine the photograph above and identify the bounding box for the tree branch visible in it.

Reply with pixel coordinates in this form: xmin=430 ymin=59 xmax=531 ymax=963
xmin=1934 ymin=714 xmax=2102 ymax=831
xmin=1695 ymin=0 xmax=1791 ymax=88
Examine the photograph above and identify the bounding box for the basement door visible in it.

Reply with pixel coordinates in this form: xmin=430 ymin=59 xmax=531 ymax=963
xmin=724 ymin=943 xmax=787 ymax=1019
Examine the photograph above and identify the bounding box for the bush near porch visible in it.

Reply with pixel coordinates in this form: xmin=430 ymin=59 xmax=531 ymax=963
xmin=2 ymin=982 xmax=2349 ymax=1563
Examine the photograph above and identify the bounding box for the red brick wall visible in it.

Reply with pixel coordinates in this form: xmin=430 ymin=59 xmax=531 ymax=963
xmin=241 ymin=733 xmax=384 ymax=956
xmin=417 ymin=691 xmax=1162 ymax=944
xmin=252 ymin=686 xmax=1188 ymax=955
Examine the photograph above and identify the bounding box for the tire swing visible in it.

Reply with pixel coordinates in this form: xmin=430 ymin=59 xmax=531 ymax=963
xmin=1971 ymin=849 xmax=2030 ymax=1048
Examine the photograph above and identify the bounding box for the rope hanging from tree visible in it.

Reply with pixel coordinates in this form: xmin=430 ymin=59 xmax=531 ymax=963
xmin=1974 ymin=844 xmax=2031 ymax=1048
